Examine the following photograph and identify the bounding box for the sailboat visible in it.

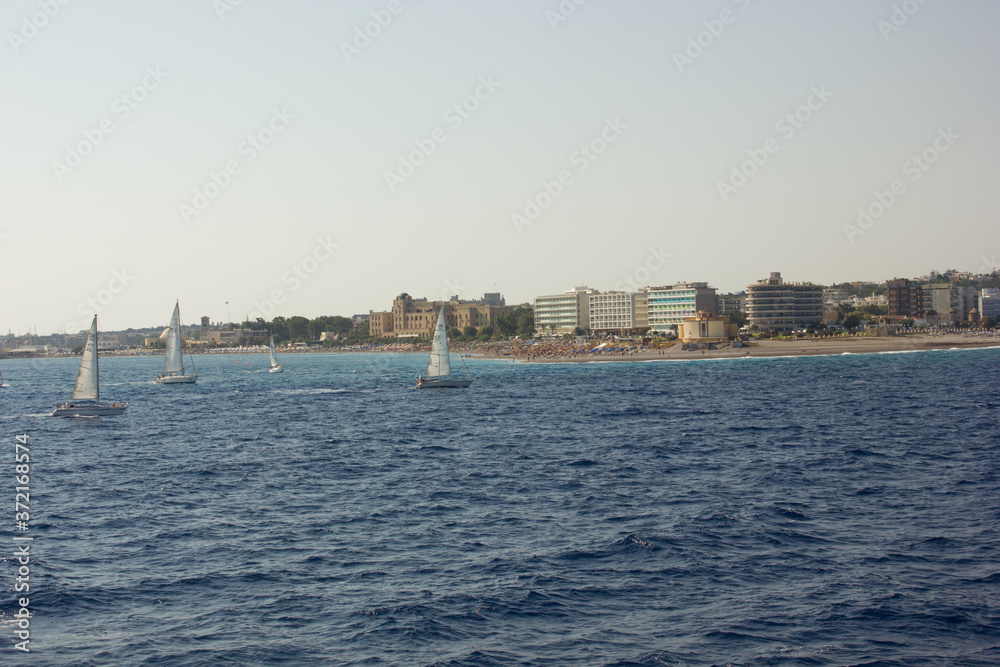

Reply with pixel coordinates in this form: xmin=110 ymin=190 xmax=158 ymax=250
xmin=156 ymin=300 xmax=198 ymax=384
xmin=268 ymin=336 xmax=283 ymax=373
xmin=416 ymin=307 xmax=473 ymax=388
xmin=52 ymin=316 xmax=128 ymax=417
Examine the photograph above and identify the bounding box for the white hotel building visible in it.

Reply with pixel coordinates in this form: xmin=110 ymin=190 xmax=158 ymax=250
xmin=534 ymin=287 xmax=594 ymax=334
xmin=588 ymin=292 xmax=635 ymax=333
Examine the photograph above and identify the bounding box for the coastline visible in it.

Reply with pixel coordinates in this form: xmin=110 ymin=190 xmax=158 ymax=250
xmin=6 ymin=334 xmax=999 ymax=363
xmin=485 ymin=334 xmax=1000 ymax=364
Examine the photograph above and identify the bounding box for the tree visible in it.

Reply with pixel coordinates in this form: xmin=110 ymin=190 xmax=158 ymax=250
xmin=860 ymin=304 xmax=888 ymax=316
xmin=462 ymin=325 xmax=477 ymax=339
xmin=270 ymin=316 xmax=287 ymax=342
xmin=287 ymin=316 xmax=310 ymax=341
xmin=843 ymin=313 xmax=861 ymax=331
xmin=980 ymin=316 xmax=996 ymax=329
xmin=448 ymin=327 xmax=462 ymax=339
xmin=725 ymin=310 xmax=748 ymax=327
xmin=836 ymin=302 xmax=855 ymax=317
xmin=72 ymin=345 xmax=83 ymax=354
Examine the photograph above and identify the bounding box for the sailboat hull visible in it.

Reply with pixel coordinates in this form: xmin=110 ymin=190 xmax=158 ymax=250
xmin=417 ymin=377 xmax=473 ymax=389
xmin=269 ymin=366 xmax=283 ymax=373
xmin=156 ymin=374 xmax=198 ymax=384
xmin=52 ymin=401 xmax=128 ymax=417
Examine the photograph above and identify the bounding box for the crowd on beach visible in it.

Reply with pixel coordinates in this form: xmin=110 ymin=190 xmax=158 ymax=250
xmin=454 ymin=338 xmax=669 ymax=361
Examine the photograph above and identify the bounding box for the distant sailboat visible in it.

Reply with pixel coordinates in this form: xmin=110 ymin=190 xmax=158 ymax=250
xmin=417 ymin=307 xmax=473 ymax=388
xmin=52 ymin=316 xmax=128 ymax=416
xmin=268 ymin=336 xmax=283 ymax=373
xmin=156 ymin=300 xmax=198 ymax=384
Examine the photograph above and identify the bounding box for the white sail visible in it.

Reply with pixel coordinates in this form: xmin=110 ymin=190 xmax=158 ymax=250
xmin=427 ymin=307 xmax=451 ymax=378
xmin=163 ymin=301 xmax=184 ymax=374
xmin=269 ymin=336 xmax=280 ymax=368
xmin=71 ymin=316 xmax=100 ymax=401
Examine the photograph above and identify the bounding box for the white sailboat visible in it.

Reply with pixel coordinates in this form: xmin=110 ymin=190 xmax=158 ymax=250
xmin=156 ymin=300 xmax=198 ymax=384
xmin=52 ymin=316 xmax=128 ymax=417
xmin=268 ymin=335 xmax=283 ymax=373
xmin=417 ymin=307 xmax=473 ymax=388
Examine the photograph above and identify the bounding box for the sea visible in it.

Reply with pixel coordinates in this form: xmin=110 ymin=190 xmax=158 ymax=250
xmin=1 ymin=347 xmax=998 ymax=666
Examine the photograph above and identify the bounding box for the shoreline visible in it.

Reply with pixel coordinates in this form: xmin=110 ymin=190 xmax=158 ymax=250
xmin=5 ymin=335 xmax=999 ymax=363
xmin=484 ymin=334 xmax=1000 ymax=364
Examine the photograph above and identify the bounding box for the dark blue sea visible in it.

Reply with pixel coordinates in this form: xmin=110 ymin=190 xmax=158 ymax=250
xmin=1 ymin=348 xmax=999 ymax=666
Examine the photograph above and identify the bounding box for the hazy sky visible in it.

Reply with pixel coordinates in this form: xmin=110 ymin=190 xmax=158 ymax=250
xmin=3 ymin=0 xmax=998 ymax=335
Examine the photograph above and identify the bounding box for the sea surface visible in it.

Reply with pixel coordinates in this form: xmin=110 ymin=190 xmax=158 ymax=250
xmin=1 ymin=348 xmax=998 ymax=666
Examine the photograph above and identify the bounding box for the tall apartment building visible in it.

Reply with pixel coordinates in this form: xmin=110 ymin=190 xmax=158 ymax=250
xmin=746 ymin=272 xmax=824 ymax=331
xmin=717 ymin=293 xmax=745 ymax=315
xmin=588 ymin=292 xmax=636 ymax=333
xmin=886 ymin=279 xmax=924 ymax=318
xmin=369 ymin=293 xmax=511 ymax=339
xmin=534 ymin=287 xmax=594 ymax=334
xmin=980 ymin=288 xmax=1000 ymax=320
xmin=645 ymin=283 xmax=718 ymax=332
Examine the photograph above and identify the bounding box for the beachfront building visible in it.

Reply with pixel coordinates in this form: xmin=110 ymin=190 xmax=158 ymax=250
xmin=980 ymin=288 xmax=1000 ymax=320
xmin=588 ymin=291 xmax=637 ymax=333
xmin=888 ymin=279 xmax=926 ymax=319
xmin=922 ymin=284 xmax=954 ymax=321
xmin=717 ymin=293 xmax=745 ymax=315
xmin=634 ymin=291 xmax=649 ymax=330
xmin=678 ymin=311 xmax=739 ymax=343
xmin=645 ymin=283 xmax=718 ymax=333
xmin=369 ymin=311 xmax=393 ymax=338
xmin=919 ymin=283 xmax=980 ymax=322
xmin=534 ymin=287 xmax=594 ymax=335
xmin=745 ymin=272 xmax=824 ymax=331
xmin=369 ymin=293 xmax=512 ymax=339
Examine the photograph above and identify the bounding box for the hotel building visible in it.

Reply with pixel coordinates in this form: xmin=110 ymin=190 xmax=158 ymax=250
xmin=588 ymin=291 xmax=636 ymax=333
xmin=534 ymin=287 xmax=594 ymax=334
xmin=746 ymin=272 xmax=824 ymax=331
xmin=645 ymin=283 xmax=718 ymax=332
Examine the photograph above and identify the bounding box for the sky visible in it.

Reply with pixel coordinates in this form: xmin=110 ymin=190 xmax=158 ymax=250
xmin=2 ymin=0 xmax=998 ymax=335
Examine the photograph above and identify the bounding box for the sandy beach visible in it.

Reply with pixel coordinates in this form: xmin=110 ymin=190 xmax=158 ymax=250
xmin=478 ymin=333 xmax=1000 ymax=363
